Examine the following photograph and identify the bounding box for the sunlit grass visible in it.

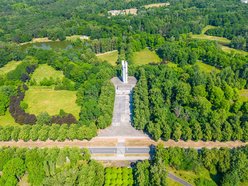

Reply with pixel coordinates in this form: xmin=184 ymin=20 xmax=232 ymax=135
xmin=31 ymin=64 xmax=64 ymax=84
xmin=0 ymin=110 xmax=20 ymax=127
xmin=24 ymin=86 xmax=80 ymax=119
xmin=239 ymin=89 xmax=248 ymax=102
xmin=97 ymin=50 xmax=118 ymax=66
xmin=0 ymin=61 xmax=22 ymax=75
xmin=132 ymin=48 xmax=161 ymax=65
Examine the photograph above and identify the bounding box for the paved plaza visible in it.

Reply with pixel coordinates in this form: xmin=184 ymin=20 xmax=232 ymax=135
xmin=98 ymin=77 xmax=147 ymax=137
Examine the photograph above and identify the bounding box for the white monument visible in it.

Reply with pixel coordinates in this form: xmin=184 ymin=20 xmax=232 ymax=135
xmin=122 ymin=60 xmax=128 ymax=83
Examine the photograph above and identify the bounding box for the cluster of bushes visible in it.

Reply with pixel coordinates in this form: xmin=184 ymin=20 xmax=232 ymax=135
xmin=133 ymin=65 xmax=248 ymax=141
xmin=7 ymin=57 xmax=37 ymax=82
xmin=104 ymin=167 xmax=133 ymax=186
xmin=0 ymin=123 xmax=97 ymax=142
xmin=0 ymin=86 xmax=16 ymax=116
xmin=0 ymin=147 xmax=103 ymax=186
xmin=9 ymin=85 xmax=37 ymax=124
xmin=0 ymin=42 xmax=24 ymax=68
xmin=29 ymin=77 xmax=75 ymax=90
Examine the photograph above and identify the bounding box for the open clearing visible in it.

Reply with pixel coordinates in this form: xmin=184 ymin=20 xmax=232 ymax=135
xmin=31 ymin=64 xmax=64 ymax=84
xmin=196 ymin=61 xmax=220 ymax=73
xmin=144 ymin=3 xmax=170 ymax=9
xmin=23 ymin=86 xmax=80 ymax=119
xmin=220 ymin=45 xmax=248 ymax=55
xmin=191 ymin=25 xmax=248 ymax=55
xmin=167 ymin=178 xmax=182 ymax=186
xmin=239 ymin=89 xmax=248 ymax=102
xmin=97 ymin=50 xmax=118 ymax=66
xmin=191 ymin=34 xmax=231 ymax=45
xmin=132 ymin=48 xmax=161 ymax=65
xmin=0 ymin=61 xmax=21 ymax=75
xmin=20 ymin=35 xmax=89 ymax=45
xmin=0 ymin=110 xmax=20 ymax=127
xmin=201 ymin=25 xmax=217 ymax=34
xmin=168 ymin=167 xmax=213 ymax=186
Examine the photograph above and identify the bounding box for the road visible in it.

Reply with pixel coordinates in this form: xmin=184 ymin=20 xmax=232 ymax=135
xmin=89 ymin=147 xmax=150 ymax=154
xmin=168 ymin=173 xmax=192 ymax=186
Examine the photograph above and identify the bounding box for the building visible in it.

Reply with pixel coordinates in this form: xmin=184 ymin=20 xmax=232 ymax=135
xmin=241 ymin=0 xmax=248 ymax=3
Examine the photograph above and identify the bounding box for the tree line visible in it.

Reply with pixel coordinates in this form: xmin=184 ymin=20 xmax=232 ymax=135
xmin=135 ymin=145 xmax=248 ymax=186
xmin=133 ymin=63 xmax=248 ymax=141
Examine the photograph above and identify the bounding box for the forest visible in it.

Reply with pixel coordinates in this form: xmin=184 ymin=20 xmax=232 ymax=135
xmin=0 ymin=0 xmax=248 ymax=185
xmin=0 ymin=145 xmax=247 ymax=186
xmin=133 ymin=53 xmax=248 ymax=141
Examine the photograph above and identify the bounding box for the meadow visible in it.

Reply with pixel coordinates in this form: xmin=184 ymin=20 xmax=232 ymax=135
xmin=132 ymin=48 xmax=161 ymax=65
xmin=23 ymin=87 xmax=80 ymax=119
xmin=97 ymin=50 xmax=118 ymax=66
xmin=0 ymin=61 xmax=22 ymax=75
xmin=30 ymin=64 xmax=64 ymax=84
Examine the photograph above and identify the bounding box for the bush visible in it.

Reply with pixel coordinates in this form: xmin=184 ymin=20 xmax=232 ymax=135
xmin=36 ymin=112 xmax=51 ymax=125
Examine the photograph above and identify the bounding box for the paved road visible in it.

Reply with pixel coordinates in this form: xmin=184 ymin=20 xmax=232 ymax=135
xmin=89 ymin=147 xmax=150 ymax=154
xmin=168 ymin=173 xmax=192 ymax=186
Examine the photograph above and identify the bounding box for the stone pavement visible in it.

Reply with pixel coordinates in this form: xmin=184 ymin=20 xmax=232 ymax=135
xmin=98 ymin=77 xmax=147 ymax=137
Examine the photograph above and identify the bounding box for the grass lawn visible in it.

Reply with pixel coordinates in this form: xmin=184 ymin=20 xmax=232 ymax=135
xmin=201 ymin=25 xmax=217 ymax=34
xmin=23 ymin=86 xmax=80 ymax=119
xmin=168 ymin=167 xmax=214 ymax=186
xmin=196 ymin=61 xmax=220 ymax=73
xmin=144 ymin=3 xmax=170 ymax=8
xmin=239 ymin=89 xmax=248 ymax=102
xmin=0 ymin=61 xmax=22 ymax=75
xmin=220 ymin=46 xmax=248 ymax=56
xmin=97 ymin=50 xmax=118 ymax=66
xmin=132 ymin=48 xmax=161 ymax=65
xmin=31 ymin=64 xmax=64 ymax=84
xmin=191 ymin=34 xmax=231 ymax=45
xmin=0 ymin=110 xmax=20 ymax=127
xmin=167 ymin=178 xmax=182 ymax=186
xmin=240 ymin=182 xmax=248 ymax=186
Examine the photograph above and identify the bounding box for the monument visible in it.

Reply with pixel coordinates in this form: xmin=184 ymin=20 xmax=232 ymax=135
xmin=122 ymin=60 xmax=128 ymax=83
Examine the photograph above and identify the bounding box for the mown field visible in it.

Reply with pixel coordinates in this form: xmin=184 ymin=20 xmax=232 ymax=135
xmin=192 ymin=25 xmax=248 ymax=56
xmin=0 ymin=61 xmax=22 ymax=75
xmin=132 ymin=48 xmax=161 ymax=65
xmin=239 ymin=89 xmax=248 ymax=102
xmin=195 ymin=61 xmax=220 ymax=73
xmin=23 ymin=87 xmax=80 ymax=119
xmin=0 ymin=110 xmax=19 ymax=127
xmin=97 ymin=50 xmax=118 ymax=66
xmin=31 ymin=64 xmax=64 ymax=84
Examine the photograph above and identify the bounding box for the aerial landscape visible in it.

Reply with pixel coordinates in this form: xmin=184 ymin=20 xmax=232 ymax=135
xmin=0 ymin=0 xmax=248 ymax=185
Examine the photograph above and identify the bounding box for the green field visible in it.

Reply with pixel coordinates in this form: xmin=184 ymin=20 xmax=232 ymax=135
xmin=239 ymin=89 xmax=248 ymax=102
xmin=221 ymin=46 xmax=248 ymax=56
xmin=31 ymin=64 xmax=64 ymax=84
xmin=97 ymin=50 xmax=118 ymax=66
xmin=23 ymin=86 xmax=80 ymax=119
xmin=201 ymin=25 xmax=217 ymax=34
xmin=168 ymin=167 xmax=214 ymax=186
xmin=132 ymin=48 xmax=161 ymax=65
xmin=196 ymin=61 xmax=220 ymax=73
xmin=191 ymin=34 xmax=231 ymax=45
xmin=0 ymin=61 xmax=22 ymax=75
xmin=167 ymin=178 xmax=182 ymax=186
xmin=0 ymin=110 xmax=20 ymax=127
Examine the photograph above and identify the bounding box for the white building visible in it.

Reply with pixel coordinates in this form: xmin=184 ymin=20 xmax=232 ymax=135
xmin=241 ymin=0 xmax=248 ymax=3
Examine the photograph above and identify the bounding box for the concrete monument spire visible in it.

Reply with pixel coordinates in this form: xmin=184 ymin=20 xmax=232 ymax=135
xmin=122 ymin=60 xmax=128 ymax=83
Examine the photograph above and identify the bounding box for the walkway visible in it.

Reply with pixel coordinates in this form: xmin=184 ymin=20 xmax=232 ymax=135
xmin=98 ymin=77 xmax=146 ymax=137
